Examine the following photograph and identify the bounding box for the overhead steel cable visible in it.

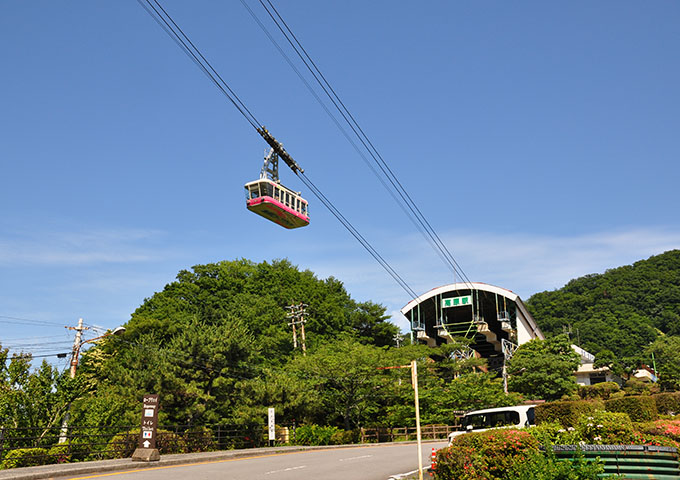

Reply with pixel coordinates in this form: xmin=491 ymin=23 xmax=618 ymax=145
xmin=137 ymin=1 xmax=420 ymax=299
xmin=298 ymin=173 xmax=418 ymax=299
xmin=251 ymin=0 xmax=476 ymax=289
xmin=259 ymin=0 xmax=474 ymax=288
xmin=238 ymin=0 xmax=459 ymax=284
xmin=138 ymin=0 xmax=261 ymax=130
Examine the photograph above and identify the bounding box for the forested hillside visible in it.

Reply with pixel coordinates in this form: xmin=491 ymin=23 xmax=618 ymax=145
xmin=526 ymin=250 xmax=680 ymax=358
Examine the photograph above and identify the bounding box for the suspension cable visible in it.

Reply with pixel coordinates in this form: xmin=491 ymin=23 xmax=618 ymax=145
xmin=249 ymin=0 xmax=475 ymax=290
xmin=138 ymin=0 xmax=261 ymax=130
xmin=137 ymin=0 xmax=419 ymax=299
xmin=238 ymin=0 xmax=460 ymax=285
xmin=298 ymin=173 xmax=418 ymax=299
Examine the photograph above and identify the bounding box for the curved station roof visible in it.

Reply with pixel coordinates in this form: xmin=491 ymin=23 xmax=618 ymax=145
xmin=401 ymin=282 xmax=544 ymax=369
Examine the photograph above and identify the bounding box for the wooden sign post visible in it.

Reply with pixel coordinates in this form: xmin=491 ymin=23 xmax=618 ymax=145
xmin=132 ymin=394 xmax=160 ymax=462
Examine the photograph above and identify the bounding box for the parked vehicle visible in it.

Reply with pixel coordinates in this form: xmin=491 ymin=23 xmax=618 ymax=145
xmin=447 ymin=405 xmax=536 ymax=446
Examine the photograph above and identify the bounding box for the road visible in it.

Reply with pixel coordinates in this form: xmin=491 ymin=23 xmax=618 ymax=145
xmin=61 ymin=442 xmax=447 ymax=480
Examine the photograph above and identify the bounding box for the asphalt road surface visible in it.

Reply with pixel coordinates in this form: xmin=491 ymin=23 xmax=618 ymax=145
xmin=61 ymin=442 xmax=447 ymax=480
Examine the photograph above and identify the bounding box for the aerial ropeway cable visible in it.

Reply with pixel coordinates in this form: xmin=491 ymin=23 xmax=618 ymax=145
xmin=245 ymin=0 xmax=475 ymax=291
xmin=136 ymin=0 xmax=419 ymax=299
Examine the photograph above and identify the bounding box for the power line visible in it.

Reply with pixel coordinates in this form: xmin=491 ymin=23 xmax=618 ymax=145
xmin=0 ymin=315 xmax=67 ymax=328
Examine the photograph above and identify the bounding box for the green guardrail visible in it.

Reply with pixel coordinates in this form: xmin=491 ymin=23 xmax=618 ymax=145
xmin=553 ymin=445 xmax=680 ymax=479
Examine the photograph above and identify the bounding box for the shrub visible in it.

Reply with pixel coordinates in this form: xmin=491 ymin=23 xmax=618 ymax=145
xmin=527 ymin=421 xmax=582 ymax=446
xmin=184 ymin=426 xmax=217 ymax=453
xmin=605 ymin=395 xmax=658 ymax=422
xmin=47 ymin=444 xmax=72 ymax=464
xmin=1 ymin=448 xmax=49 ymax=469
xmin=329 ymin=429 xmax=359 ymax=445
xmin=578 ymin=382 xmax=620 ymax=400
xmin=624 ymin=377 xmax=658 ymax=396
xmin=506 ymin=448 xmax=606 ymax=480
xmin=434 ymin=429 xmax=539 ymax=480
xmin=535 ymin=400 xmax=601 ymax=428
xmin=104 ymin=429 xmax=187 ymax=459
xmin=653 ymin=392 xmax=680 ymax=416
xmin=634 ymin=419 xmax=680 ymax=447
xmin=575 ymin=410 xmax=634 ymax=444
xmin=293 ymin=424 xmax=340 ymax=446
xmin=631 ymin=430 xmax=680 ymax=448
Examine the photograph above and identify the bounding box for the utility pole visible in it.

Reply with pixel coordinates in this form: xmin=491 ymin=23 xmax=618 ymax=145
xmin=286 ymin=303 xmax=308 ymax=355
xmin=299 ymin=306 xmax=307 ymax=354
xmin=60 ymin=320 xmax=125 ymax=443
xmin=60 ymin=318 xmax=89 ymax=443
xmin=68 ymin=318 xmax=88 ymax=379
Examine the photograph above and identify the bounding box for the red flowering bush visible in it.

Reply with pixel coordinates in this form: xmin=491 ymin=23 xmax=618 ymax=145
xmin=434 ymin=429 xmax=539 ymax=480
xmin=656 ymin=419 xmax=680 ymax=440
xmin=633 ymin=419 xmax=680 ymax=447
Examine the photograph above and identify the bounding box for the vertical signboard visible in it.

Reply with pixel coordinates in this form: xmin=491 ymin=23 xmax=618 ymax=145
xmin=139 ymin=394 xmax=159 ymax=450
xmin=268 ymin=407 xmax=276 ymax=443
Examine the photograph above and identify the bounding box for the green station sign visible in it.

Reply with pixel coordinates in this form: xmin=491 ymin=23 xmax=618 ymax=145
xmin=442 ymin=295 xmax=472 ymax=308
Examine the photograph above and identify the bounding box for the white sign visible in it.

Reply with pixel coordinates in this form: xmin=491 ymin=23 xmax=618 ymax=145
xmin=268 ymin=407 xmax=276 ymax=441
xmin=144 ymin=409 xmax=154 ymax=418
xmin=143 ymin=431 xmax=153 ymax=439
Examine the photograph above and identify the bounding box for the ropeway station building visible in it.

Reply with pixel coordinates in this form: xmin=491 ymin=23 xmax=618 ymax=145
xmin=401 ymin=282 xmax=545 ymax=370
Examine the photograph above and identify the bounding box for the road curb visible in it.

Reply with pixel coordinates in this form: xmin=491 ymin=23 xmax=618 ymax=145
xmin=0 ymin=441 xmax=443 ymax=480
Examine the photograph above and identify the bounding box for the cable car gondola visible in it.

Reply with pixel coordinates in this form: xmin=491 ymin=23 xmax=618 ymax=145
xmin=245 ymin=148 xmax=310 ymax=229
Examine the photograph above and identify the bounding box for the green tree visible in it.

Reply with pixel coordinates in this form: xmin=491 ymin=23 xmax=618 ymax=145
xmin=647 ymin=335 xmax=680 ymax=391
xmin=507 ymin=335 xmax=580 ymax=401
xmin=348 ymin=301 xmax=400 ymax=347
xmin=290 ymin=336 xmax=394 ymax=429
xmin=594 ymin=349 xmax=640 ymax=381
xmin=0 ymin=346 xmax=83 ymax=439
xmin=78 ymin=318 xmax=258 ymax=425
xmin=420 ymin=372 xmax=522 ymax=425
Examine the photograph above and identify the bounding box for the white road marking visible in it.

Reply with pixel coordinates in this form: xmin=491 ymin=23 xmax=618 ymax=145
xmin=339 ymin=454 xmax=373 ymax=461
xmin=388 ymin=465 xmax=431 ymax=479
xmin=264 ymin=465 xmax=307 ymax=475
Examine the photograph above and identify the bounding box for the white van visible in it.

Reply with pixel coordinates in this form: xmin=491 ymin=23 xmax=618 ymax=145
xmin=447 ymin=405 xmax=536 ymax=446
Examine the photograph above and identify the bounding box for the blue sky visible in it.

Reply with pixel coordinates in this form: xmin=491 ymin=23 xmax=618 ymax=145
xmin=1 ymin=1 xmax=679 ymax=362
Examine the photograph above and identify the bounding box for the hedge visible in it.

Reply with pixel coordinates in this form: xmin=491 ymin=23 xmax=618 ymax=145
xmin=653 ymin=392 xmax=680 ymax=416
xmin=105 ymin=429 xmax=187 ymax=459
xmin=1 ymin=448 xmax=49 ymax=469
xmin=534 ymin=400 xmax=602 ymax=428
xmin=577 ymin=382 xmax=620 ymax=400
xmin=293 ymin=424 xmax=340 ymax=446
xmin=605 ymin=395 xmax=658 ymax=422
xmin=434 ymin=429 xmax=538 ymax=480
